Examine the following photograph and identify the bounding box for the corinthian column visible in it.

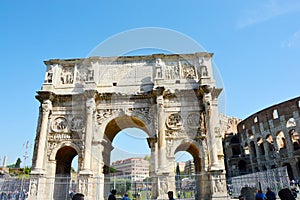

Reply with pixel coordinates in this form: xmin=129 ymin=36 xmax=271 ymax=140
xmin=154 ymin=87 xmax=167 ymax=171
xmin=204 ymin=88 xmax=222 ymax=170
xmin=80 ymin=92 xmax=96 ymax=175
xmin=32 ymin=99 xmax=52 ymax=174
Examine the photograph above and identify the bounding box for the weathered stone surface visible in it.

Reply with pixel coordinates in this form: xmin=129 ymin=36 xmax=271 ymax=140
xmin=29 ymin=52 xmax=226 ymax=200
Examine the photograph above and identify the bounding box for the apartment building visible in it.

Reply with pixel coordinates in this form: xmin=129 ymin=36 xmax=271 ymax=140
xmin=111 ymin=157 xmax=149 ymax=182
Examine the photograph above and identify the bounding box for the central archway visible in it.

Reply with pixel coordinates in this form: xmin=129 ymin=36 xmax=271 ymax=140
xmin=104 ymin=115 xmax=150 ymax=142
xmin=102 ymin=115 xmax=151 ymax=199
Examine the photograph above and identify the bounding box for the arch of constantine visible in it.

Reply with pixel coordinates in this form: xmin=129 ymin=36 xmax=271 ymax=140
xmin=28 ymin=52 xmax=226 ymax=199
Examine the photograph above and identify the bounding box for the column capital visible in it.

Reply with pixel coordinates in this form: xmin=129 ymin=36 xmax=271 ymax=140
xmin=41 ymin=99 xmax=52 ymax=114
xmin=211 ymin=87 xmax=222 ymax=100
xmin=84 ymin=89 xmax=97 ymax=99
xmin=35 ymin=91 xmax=55 ymax=103
xmin=147 ymin=136 xmax=157 ymax=148
xmin=86 ymin=98 xmax=96 ymax=114
xmin=153 ymin=87 xmax=165 ymax=97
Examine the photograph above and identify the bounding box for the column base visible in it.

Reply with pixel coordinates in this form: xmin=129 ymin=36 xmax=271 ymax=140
xmin=79 ymin=169 xmax=93 ymax=175
xmin=209 ymin=163 xmax=221 ymax=171
xmin=209 ymin=170 xmax=228 ymax=200
xmin=30 ymin=168 xmax=46 ymax=175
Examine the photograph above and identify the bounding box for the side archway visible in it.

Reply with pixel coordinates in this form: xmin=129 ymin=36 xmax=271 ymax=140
xmin=174 ymin=140 xmax=207 ymax=199
xmin=53 ymin=145 xmax=79 ymax=200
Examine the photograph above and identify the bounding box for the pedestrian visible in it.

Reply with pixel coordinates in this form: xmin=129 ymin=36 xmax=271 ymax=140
xmin=240 ymin=185 xmax=256 ymax=200
xmin=72 ymin=193 xmax=84 ymax=200
xmin=278 ymin=188 xmax=296 ymax=200
xmin=265 ymin=187 xmax=276 ymax=200
xmin=69 ymin=190 xmax=75 ymax=199
xmin=255 ymin=190 xmax=267 ymax=200
xmin=121 ymin=193 xmax=130 ymax=200
xmin=167 ymin=191 xmax=175 ymax=200
xmin=108 ymin=189 xmax=117 ymax=200
xmin=238 ymin=195 xmax=245 ymax=200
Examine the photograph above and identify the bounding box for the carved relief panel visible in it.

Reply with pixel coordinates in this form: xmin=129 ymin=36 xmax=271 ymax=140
xmin=164 ymin=61 xmax=180 ymax=80
xmin=51 ymin=117 xmax=68 ymax=132
xmin=181 ymin=61 xmax=197 ymax=80
xmin=198 ymin=58 xmax=209 ymax=77
xmin=47 ymin=115 xmax=84 ymax=155
xmin=71 ymin=116 xmax=84 ymax=132
xmin=29 ymin=178 xmax=38 ymax=196
xmin=76 ymin=64 xmax=94 ymax=83
xmin=50 ymin=115 xmax=85 ymax=133
xmin=155 ymin=58 xmax=164 ymax=79
xmin=96 ymin=109 xmax=113 ymax=125
xmin=166 ymin=139 xmax=173 ymax=158
xmin=60 ymin=66 xmax=74 ymax=84
xmin=165 ymin=113 xmax=185 ymax=139
xmin=155 ymin=58 xmax=199 ymax=80
xmin=166 ymin=113 xmax=182 ymax=130
xmin=128 ymin=106 xmax=152 ymax=125
xmin=79 ymin=177 xmax=88 ymax=195
xmin=45 ymin=65 xmax=54 ymax=83
xmin=187 ymin=112 xmax=200 ymax=129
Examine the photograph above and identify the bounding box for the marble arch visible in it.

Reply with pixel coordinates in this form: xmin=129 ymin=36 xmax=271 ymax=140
xmin=49 ymin=141 xmax=83 ymax=161
xmin=29 ymin=52 xmax=226 ymax=200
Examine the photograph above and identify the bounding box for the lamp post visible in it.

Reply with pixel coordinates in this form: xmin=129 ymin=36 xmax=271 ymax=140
xmin=20 ymin=141 xmax=29 ymax=197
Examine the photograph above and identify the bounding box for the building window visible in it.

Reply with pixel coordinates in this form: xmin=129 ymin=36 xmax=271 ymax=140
xmin=287 ymin=118 xmax=297 ymax=128
xmin=244 ymin=143 xmax=250 ymax=155
xmin=273 ymin=109 xmax=279 ymax=119
xmin=276 ymin=131 xmax=286 ymax=149
xmin=248 ymin=130 xmax=254 ymax=139
xmin=254 ymin=116 xmax=258 ymax=123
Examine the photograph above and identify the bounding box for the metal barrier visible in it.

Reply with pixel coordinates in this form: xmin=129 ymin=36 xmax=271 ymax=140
xmin=0 ymin=176 xmax=30 ymax=199
xmin=0 ymin=174 xmax=231 ymax=199
xmin=229 ymin=167 xmax=290 ymax=198
xmin=0 ymin=175 xmax=197 ymax=200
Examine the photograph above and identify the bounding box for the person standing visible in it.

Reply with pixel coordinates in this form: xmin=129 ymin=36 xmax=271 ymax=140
xmin=167 ymin=191 xmax=175 ymax=200
xmin=108 ymin=189 xmax=117 ymax=200
xmin=278 ymin=188 xmax=296 ymax=200
xmin=265 ymin=187 xmax=276 ymax=200
xmin=121 ymin=193 xmax=130 ymax=200
xmin=255 ymin=190 xmax=267 ymax=200
xmin=72 ymin=193 xmax=84 ymax=200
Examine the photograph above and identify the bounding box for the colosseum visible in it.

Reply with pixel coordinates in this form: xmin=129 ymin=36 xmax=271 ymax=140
xmin=224 ymin=96 xmax=300 ymax=181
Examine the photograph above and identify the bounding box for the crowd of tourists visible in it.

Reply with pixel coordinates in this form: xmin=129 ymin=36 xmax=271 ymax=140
xmin=70 ymin=189 xmax=176 ymax=200
xmin=0 ymin=190 xmax=27 ymax=200
xmin=238 ymin=183 xmax=299 ymax=200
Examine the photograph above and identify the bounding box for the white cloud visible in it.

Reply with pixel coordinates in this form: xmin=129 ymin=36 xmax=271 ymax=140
xmin=237 ymin=0 xmax=300 ymax=29
xmin=282 ymin=30 xmax=300 ymax=48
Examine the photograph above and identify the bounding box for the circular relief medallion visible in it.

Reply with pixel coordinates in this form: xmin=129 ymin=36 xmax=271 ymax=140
xmin=166 ymin=113 xmax=182 ymax=130
xmin=52 ymin=117 xmax=68 ymax=132
xmin=187 ymin=113 xmax=200 ymax=129
xmin=71 ymin=116 xmax=84 ymax=131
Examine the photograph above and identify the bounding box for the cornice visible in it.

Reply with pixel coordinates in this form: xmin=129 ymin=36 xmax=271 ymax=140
xmin=43 ymin=52 xmax=213 ymax=66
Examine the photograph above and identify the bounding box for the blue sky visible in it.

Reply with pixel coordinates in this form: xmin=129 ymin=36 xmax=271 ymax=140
xmin=0 ymin=0 xmax=300 ymax=166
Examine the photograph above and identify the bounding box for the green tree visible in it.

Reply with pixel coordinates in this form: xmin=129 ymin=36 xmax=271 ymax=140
xmin=143 ymin=155 xmax=150 ymax=161
xmin=15 ymin=158 xmax=22 ymax=168
xmin=143 ymin=155 xmax=152 ymax=174
xmin=110 ymin=178 xmax=131 ymax=195
xmin=110 ymin=166 xmax=117 ymax=173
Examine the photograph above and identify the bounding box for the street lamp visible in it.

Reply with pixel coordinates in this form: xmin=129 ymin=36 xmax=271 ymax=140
xmin=20 ymin=141 xmax=30 ymax=197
